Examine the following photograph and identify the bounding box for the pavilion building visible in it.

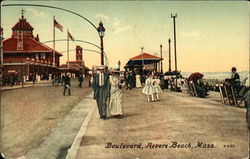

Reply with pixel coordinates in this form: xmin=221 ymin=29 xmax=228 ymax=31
xmin=3 ymin=12 xmax=62 ymax=81
xmin=124 ymin=52 xmax=163 ymax=74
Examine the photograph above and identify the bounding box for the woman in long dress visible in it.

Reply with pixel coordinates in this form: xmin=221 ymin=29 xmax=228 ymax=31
xmin=108 ymin=70 xmax=123 ymax=118
xmin=142 ymin=75 xmax=155 ymax=102
xmin=136 ymin=74 xmax=142 ymax=88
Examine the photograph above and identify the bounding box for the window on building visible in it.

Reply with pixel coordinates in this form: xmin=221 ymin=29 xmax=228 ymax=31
xmin=35 ymin=54 xmax=39 ymax=59
xmin=41 ymin=53 xmax=46 ymax=59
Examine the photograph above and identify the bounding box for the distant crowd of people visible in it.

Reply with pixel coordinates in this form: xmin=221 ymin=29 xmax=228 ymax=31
xmin=2 ymin=73 xmax=50 ymax=87
xmin=119 ymin=71 xmax=185 ymax=92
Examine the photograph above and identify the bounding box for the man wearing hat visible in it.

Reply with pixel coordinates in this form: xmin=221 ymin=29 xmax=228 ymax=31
xmin=78 ymin=74 xmax=83 ymax=88
xmin=63 ymin=73 xmax=71 ymax=96
xmin=230 ymin=67 xmax=241 ymax=93
xmin=127 ymin=71 xmax=133 ymax=90
xmin=92 ymin=65 xmax=110 ymax=119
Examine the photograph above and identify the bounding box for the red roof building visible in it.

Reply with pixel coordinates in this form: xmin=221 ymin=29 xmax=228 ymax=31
xmin=125 ymin=52 xmax=163 ymax=74
xmin=129 ymin=53 xmax=163 ymax=61
xmin=2 ymin=11 xmax=62 ymax=82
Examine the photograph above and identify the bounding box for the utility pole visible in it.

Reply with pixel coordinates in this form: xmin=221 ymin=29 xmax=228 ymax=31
xmin=141 ymin=46 xmax=144 ymax=75
xmin=168 ymin=38 xmax=171 ymax=72
xmin=53 ymin=16 xmax=55 ymax=67
xmin=171 ymin=14 xmax=177 ymax=74
xmin=160 ymin=44 xmax=163 ymax=74
xmin=171 ymin=13 xmax=178 ymax=90
xmin=67 ymin=29 xmax=69 ymax=69
xmin=118 ymin=60 xmax=121 ymax=71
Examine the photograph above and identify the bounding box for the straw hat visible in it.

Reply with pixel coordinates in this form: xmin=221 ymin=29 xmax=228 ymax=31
xmin=66 ymin=73 xmax=71 ymax=76
xmin=110 ymin=65 xmax=120 ymax=73
xmin=111 ymin=69 xmax=120 ymax=73
xmin=97 ymin=65 xmax=105 ymax=70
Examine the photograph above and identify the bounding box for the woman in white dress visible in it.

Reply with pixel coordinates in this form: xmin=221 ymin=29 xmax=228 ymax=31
xmin=142 ymin=75 xmax=155 ymax=102
xmin=153 ymin=75 xmax=162 ymax=101
xmin=108 ymin=70 xmax=123 ymax=118
xmin=136 ymin=74 xmax=142 ymax=88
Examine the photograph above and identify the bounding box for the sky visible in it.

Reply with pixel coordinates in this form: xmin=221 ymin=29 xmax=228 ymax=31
xmin=1 ymin=1 xmax=249 ymax=72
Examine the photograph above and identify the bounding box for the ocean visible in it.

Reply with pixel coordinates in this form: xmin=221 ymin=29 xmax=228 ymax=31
xmin=182 ymin=71 xmax=249 ymax=82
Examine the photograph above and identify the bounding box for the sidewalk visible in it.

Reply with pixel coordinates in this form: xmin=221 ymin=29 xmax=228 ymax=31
xmin=16 ymin=92 xmax=94 ymax=159
xmin=1 ymin=77 xmax=89 ymax=91
xmin=1 ymin=79 xmax=92 ymax=158
xmin=0 ymin=80 xmax=52 ymax=91
xmin=72 ymin=88 xmax=248 ymax=159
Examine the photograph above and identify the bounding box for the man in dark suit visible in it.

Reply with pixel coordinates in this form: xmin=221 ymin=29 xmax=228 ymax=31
xmin=132 ymin=71 xmax=136 ymax=88
xmin=78 ymin=74 xmax=83 ymax=88
xmin=124 ymin=72 xmax=129 ymax=90
xmin=230 ymin=67 xmax=241 ymax=93
xmin=63 ymin=73 xmax=71 ymax=96
xmin=92 ymin=66 xmax=110 ymax=119
xmin=127 ymin=72 xmax=133 ymax=90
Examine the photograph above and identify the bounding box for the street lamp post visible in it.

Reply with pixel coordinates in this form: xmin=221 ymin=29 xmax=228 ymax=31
xmin=97 ymin=21 xmax=105 ymax=65
xmin=118 ymin=60 xmax=121 ymax=71
xmin=168 ymin=38 xmax=171 ymax=72
xmin=160 ymin=44 xmax=163 ymax=74
xmin=171 ymin=13 xmax=178 ymax=89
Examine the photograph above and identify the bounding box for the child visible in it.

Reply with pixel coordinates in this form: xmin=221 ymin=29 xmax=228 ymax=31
xmin=153 ymin=75 xmax=163 ymax=101
xmin=142 ymin=75 xmax=155 ymax=102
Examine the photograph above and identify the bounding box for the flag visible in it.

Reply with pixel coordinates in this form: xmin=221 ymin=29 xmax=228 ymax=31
xmin=67 ymin=30 xmax=75 ymax=41
xmin=54 ymin=19 xmax=63 ymax=32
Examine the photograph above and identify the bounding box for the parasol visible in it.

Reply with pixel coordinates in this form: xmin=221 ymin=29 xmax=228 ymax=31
xmin=188 ymin=72 xmax=204 ymax=81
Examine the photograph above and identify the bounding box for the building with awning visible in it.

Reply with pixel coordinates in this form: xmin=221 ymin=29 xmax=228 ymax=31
xmin=124 ymin=53 xmax=163 ymax=74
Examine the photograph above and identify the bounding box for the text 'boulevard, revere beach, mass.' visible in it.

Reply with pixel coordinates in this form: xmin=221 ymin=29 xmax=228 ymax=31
xmin=105 ymin=142 xmax=216 ymax=149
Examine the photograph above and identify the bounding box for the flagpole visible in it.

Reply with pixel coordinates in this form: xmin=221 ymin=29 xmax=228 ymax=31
xmin=53 ymin=16 xmax=55 ymax=67
xmin=67 ymin=29 xmax=69 ymax=69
